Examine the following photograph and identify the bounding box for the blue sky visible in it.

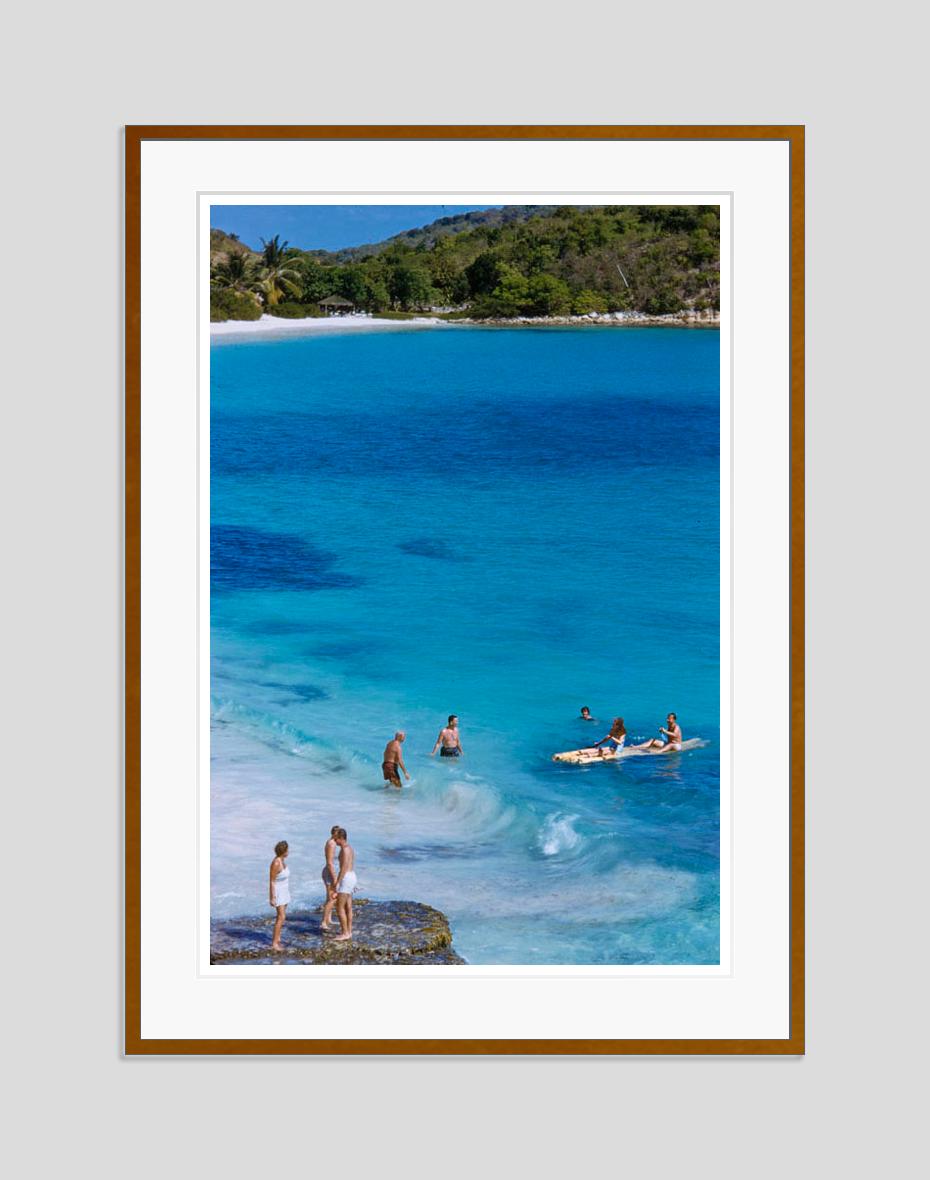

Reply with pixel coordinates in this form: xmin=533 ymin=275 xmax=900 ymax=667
xmin=210 ymin=205 xmax=498 ymax=252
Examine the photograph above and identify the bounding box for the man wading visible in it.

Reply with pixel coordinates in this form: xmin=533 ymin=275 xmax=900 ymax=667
xmin=381 ymin=731 xmax=410 ymax=788
xmin=431 ymin=714 xmax=464 ymax=758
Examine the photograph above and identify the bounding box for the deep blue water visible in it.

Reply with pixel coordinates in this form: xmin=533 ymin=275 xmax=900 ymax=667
xmin=210 ymin=325 xmax=720 ymax=964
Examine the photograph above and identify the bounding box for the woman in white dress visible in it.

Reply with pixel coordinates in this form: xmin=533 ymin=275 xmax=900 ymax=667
xmin=269 ymin=840 xmax=290 ymax=951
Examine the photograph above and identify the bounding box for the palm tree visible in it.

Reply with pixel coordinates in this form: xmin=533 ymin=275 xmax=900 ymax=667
xmin=260 ymin=235 xmax=291 ymax=267
xmin=211 ymin=251 xmax=257 ymax=293
xmin=256 ymin=235 xmax=302 ymax=306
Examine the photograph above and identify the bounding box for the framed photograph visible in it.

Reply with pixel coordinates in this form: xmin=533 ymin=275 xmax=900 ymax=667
xmin=125 ymin=125 xmax=804 ymax=1054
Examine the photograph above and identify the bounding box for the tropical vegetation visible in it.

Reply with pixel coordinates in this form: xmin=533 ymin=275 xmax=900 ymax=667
xmin=210 ymin=205 xmax=720 ymax=322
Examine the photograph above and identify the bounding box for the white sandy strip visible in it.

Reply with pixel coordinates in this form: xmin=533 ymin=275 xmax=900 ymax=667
xmin=210 ymin=313 xmax=448 ymax=338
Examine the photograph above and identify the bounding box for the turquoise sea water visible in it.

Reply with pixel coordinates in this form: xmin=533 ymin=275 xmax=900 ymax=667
xmin=210 ymin=325 xmax=720 ymax=964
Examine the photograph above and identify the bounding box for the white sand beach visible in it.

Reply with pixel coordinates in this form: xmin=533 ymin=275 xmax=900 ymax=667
xmin=210 ymin=310 xmax=719 ymax=339
xmin=210 ymin=313 xmax=446 ymax=338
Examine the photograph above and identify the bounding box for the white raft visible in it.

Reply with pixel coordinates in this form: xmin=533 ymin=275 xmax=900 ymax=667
xmin=552 ymin=738 xmax=702 ymax=764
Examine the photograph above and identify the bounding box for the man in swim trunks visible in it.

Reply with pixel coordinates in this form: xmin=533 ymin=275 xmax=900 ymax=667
xmin=430 ymin=714 xmax=463 ymax=758
xmin=635 ymin=713 xmax=682 ymax=752
xmin=320 ymin=825 xmax=341 ymax=931
xmin=381 ymin=731 xmax=410 ymax=788
xmin=332 ymin=829 xmax=356 ymax=942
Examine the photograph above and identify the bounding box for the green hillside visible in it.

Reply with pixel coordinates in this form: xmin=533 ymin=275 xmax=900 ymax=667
xmin=210 ymin=228 xmax=257 ymax=264
xmin=210 ymin=205 xmax=720 ymax=321
xmin=313 ymin=205 xmax=555 ymax=261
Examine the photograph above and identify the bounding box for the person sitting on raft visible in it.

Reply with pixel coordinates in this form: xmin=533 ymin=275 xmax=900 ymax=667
xmin=591 ymin=717 xmax=627 ymax=754
xmin=634 ymin=713 xmax=682 ymax=752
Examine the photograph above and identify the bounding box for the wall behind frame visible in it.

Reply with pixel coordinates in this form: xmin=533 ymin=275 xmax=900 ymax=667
xmin=4 ymin=1 xmax=924 ymax=1177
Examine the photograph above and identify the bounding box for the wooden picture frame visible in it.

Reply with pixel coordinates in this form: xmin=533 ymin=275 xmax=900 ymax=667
xmin=125 ymin=124 xmax=804 ymax=1054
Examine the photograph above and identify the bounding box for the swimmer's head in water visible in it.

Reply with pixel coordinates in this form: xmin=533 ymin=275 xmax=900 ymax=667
xmin=580 ymin=707 xmax=591 ymax=717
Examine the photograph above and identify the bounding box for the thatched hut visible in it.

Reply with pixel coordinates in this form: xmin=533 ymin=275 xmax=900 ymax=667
xmin=318 ymin=295 xmax=354 ymax=315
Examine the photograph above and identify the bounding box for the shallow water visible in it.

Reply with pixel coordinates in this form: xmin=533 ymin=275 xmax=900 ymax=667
xmin=210 ymin=325 xmax=720 ymax=964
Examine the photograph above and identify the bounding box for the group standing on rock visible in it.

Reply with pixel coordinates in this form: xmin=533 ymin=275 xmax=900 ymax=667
xmin=269 ymin=826 xmax=356 ymax=950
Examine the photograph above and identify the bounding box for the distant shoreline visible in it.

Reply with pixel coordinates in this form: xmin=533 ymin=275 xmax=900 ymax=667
xmin=210 ymin=310 xmax=720 ymax=339
xmin=457 ymin=310 xmax=719 ymax=329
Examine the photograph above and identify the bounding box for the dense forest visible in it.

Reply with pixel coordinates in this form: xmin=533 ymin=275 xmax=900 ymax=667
xmin=210 ymin=204 xmax=720 ymax=322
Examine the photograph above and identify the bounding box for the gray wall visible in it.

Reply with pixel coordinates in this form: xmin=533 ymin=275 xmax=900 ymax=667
xmin=5 ymin=2 xmax=923 ymax=1175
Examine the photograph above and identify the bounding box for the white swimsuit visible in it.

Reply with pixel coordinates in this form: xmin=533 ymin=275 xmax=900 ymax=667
xmin=272 ymin=864 xmax=290 ymax=907
xmin=337 ymin=871 xmax=358 ymax=895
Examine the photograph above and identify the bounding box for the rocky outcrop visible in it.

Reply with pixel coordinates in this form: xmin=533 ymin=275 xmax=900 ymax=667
xmin=458 ymin=309 xmax=720 ymax=327
xmin=210 ymin=899 xmax=465 ymax=965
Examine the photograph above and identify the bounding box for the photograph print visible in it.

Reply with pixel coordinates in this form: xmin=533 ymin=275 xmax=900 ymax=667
xmin=208 ymin=201 xmax=722 ymax=968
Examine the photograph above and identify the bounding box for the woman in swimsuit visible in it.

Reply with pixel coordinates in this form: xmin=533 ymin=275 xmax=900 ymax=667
xmin=320 ymin=826 xmax=341 ymax=932
xmin=591 ymin=717 xmax=627 ymax=756
xmin=269 ymin=840 xmax=290 ymax=951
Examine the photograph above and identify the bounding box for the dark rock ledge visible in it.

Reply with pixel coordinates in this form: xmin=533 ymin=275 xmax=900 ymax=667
xmin=210 ymin=899 xmax=466 ymax=965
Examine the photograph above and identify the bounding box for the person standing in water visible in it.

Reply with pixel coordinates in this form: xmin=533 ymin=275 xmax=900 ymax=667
xmin=320 ymin=826 xmax=342 ymax=932
xmin=332 ymin=828 xmax=357 ymax=942
xmin=591 ymin=717 xmax=627 ymax=755
xmin=269 ymin=840 xmax=290 ymax=951
xmin=382 ymin=731 xmax=410 ymax=788
xmin=431 ymin=714 xmax=464 ymax=758
xmin=635 ymin=713 xmax=683 ymax=752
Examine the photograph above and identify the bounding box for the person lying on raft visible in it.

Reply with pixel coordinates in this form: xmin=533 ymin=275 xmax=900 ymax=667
xmin=634 ymin=713 xmax=682 ymax=752
xmin=591 ymin=717 xmax=627 ymax=754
